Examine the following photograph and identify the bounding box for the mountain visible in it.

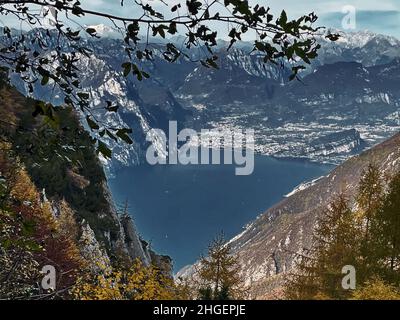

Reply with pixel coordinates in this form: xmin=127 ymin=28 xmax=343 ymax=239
xmin=167 ymin=30 xmax=400 ymax=164
xmin=83 ymin=24 xmax=121 ymax=39
xmin=6 ymin=29 xmax=192 ymax=173
xmin=176 ymin=48 xmax=289 ymax=106
xmin=314 ymin=30 xmax=400 ymax=68
xmin=177 ymin=58 xmax=400 ymax=164
xmin=0 ymin=73 xmax=171 ymax=274
xmin=5 ymin=29 xmax=400 ymax=169
xmin=178 ymin=132 xmax=400 ymax=298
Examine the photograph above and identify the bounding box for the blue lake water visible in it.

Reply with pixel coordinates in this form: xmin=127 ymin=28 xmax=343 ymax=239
xmin=109 ymin=155 xmax=333 ymax=271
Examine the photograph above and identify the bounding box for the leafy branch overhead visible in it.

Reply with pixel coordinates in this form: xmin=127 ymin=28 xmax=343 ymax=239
xmin=0 ymin=0 xmax=339 ymax=158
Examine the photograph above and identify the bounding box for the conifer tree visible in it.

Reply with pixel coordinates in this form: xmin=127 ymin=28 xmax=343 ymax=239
xmin=357 ymin=163 xmax=384 ymax=240
xmin=198 ymin=286 xmax=213 ymax=300
xmin=287 ymin=193 xmax=358 ymax=299
xmin=197 ymin=233 xmax=245 ymax=300
xmin=370 ymin=172 xmax=400 ymax=285
xmin=356 ymin=163 xmax=384 ymax=281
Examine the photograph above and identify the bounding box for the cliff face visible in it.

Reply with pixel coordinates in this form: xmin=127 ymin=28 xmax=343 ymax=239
xmin=226 ymin=133 xmax=400 ymax=299
xmin=0 ymin=74 xmax=170 ymax=273
xmin=119 ymin=213 xmax=172 ymax=274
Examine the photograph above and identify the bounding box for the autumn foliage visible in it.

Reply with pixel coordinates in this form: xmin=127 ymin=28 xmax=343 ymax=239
xmin=287 ymin=164 xmax=400 ymax=300
xmin=0 ymin=143 xmax=179 ymax=299
xmin=0 ymin=143 xmax=83 ymax=298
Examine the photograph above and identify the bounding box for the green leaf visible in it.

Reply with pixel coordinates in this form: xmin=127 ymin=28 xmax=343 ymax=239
xmin=97 ymin=141 xmax=112 ymax=159
xmin=105 ymin=101 xmax=119 ymax=112
xmin=86 ymin=27 xmax=97 ymax=35
xmin=41 ymin=75 xmax=49 ymax=86
xmin=171 ymin=4 xmax=181 ymax=12
xmin=187 ymin=0 xmax=202 ymax=15
xmin=86 ymin=115 xmax=99 ymax=131
xmin=206 ymin=57 xmax=219 ymax=69
xmin=122 ymin=62 xmax=132 ymax=77
xmin=116 ymin=128 xmax=133 ymax=144
xmin=106 ymin=129 xmax=117 ymax=142
xmin=280 ymin=10 xmax=288 ymax=25
xmin=72 ymin=5 xmax=84 ymax=16
xmin=168 ymin=22 xmax=177 ymax=35
xmin=131 ymin=63 xmax=145 ymax=81
xmin=77 ymin=92 xmax=90 ymax=100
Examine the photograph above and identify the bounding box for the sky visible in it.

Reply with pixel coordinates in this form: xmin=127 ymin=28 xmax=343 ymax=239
xmin=2 ymin=0 xmax=400 ymax=38
xmin=82 ymin=0 xmax=400 ymax=37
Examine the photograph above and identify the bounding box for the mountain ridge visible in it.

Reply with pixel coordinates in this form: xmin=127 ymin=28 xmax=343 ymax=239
xmin=4 ymin=28 xmax=400 ymax=168
xmin=0 ymin=73 xmax=172 ymax=275
xmin=178 ymin=131 xmax=400 ymax=299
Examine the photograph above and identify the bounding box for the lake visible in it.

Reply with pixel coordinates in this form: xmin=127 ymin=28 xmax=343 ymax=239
xmin=109 ymin=155 xmax=333 ymax=271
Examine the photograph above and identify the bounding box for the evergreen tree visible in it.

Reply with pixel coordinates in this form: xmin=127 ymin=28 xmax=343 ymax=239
xmin=215 ymin=284 xmax=231 ymax=300
xmin=287 ymin=192 xmax=358 ymax=299
xmin=197 ymin=233 xmax=244 ymax=300
xmin=356 ymin=163 xmax=384 ymax=281
xmin=357 ymin=163 xmax=384 ymax=240
xmin=370 ymin=172 xmax=400 ymax=285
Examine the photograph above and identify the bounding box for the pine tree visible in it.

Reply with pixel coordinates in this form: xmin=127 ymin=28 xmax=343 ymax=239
xmin=287 ymin=192 xmax=359 ymax=299
xmin=370 ymin=172 xmax=400 ymax=285
xmin=175 ymin=276 xmax=198 ymax=300
xmin=356 ymin=163 xmax=384 ymax=281
xmin=215 ymin=284 xmax=231 ymax=300
xmin=197 ymin=233 xmax=245 ymax=300
xmin=357 ymin=163 xmax=384 ymax=240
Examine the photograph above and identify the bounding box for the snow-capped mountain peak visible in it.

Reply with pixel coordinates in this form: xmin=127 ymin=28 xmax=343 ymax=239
xmin=84 ymin=24 xmax=121 ymax=39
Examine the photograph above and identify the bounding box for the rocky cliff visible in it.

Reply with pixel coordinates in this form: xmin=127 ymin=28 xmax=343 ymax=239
xmin=0 ymin=73 xmax=170 ymax=273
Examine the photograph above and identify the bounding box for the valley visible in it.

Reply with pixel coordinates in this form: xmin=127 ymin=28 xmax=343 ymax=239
xmin=178 ymin=132 xmax=400 ymax=299
xmin=7 ymin=28 xmax=400 ymax=170
xmin=2 ymin=0 xmax=400 ymax=302
xmin=2 ymin=25 xmax=400 ymax=300
xmin=108 ymin=155 xmax=332 ymax=271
